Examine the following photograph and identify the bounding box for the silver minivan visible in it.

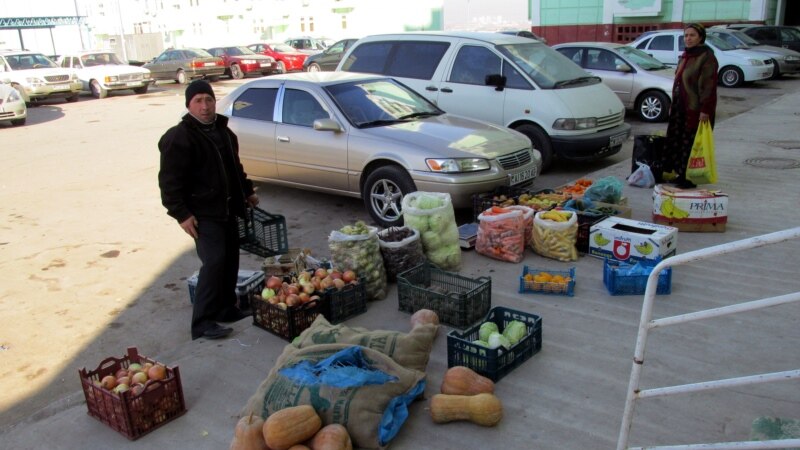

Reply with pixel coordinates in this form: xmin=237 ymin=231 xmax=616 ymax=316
xmin=337 ymin=32 xmax=631 ymax=171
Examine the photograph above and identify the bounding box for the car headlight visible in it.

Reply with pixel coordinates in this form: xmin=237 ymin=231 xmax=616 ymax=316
xmin=747 ymin=59 xmax=765 ymax=66
xmin=105 ymin=75 xmax=119 ymax=83
xmin=143 ymin=73 xmax=151 ymax=79
xmin=241 ymin=59 xmax=257 ymax=64
xmin=426 ymin=158 xmax=490 ymax=173
xmin=784 ymin=55 xmax=800 ymax=62
xmin=71 ymin=74 xmax=79 ymax=81
xmin=7 ymin=88 xmax=21 ymax=102
xmin=553 ymin=117 xmax=598 ymax=130
xmin=26 ymin=77 xmax=45 ymax=86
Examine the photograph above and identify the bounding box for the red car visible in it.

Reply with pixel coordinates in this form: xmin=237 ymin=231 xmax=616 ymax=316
xmin=247 ymin=42 xmax=307 ymax=73
xmin=206 ymin=46 xmax=278 ymax=79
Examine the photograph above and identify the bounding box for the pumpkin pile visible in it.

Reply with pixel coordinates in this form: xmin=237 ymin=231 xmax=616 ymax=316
xmin=230 ymin=406 xmax=353 ymax=450
xmin=429 ymin=366 xmax=503 ymax=427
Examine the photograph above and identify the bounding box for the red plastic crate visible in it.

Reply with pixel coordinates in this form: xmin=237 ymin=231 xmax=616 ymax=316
xmin=79 ymin=347 xmax=186 ymax=440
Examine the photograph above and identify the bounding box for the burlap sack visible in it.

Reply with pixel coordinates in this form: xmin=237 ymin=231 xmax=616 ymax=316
xmin=241 ymin=343 xmax=426 ymax=450
xmin=292 ymin=315 xmax=437 ymax=372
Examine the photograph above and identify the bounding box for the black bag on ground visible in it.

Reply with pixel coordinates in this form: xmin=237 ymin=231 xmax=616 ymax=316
xmin=632 ymin=135 xmax=665 ymax=182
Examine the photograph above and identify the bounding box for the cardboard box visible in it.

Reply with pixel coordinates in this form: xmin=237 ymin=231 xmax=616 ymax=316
xmin=652 ymin=184 xmax=728 ymax=232
xmin=589 ymin=216 xmax=678 ymax=263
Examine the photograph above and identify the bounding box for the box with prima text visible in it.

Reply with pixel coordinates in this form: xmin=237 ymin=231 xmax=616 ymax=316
xmin=652 ymin=184 xmax=728 ymax=232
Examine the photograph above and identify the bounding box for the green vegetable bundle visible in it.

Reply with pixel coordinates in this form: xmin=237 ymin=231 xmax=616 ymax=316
xmin=401 ymin=192 xmax=461 ymax=271
xmin=329 ymin=221 xmax=387 ymax=301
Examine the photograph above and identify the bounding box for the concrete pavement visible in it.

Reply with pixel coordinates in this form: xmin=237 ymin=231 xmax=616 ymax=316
xmin=1 ymin=86 xmax=799 ymax=449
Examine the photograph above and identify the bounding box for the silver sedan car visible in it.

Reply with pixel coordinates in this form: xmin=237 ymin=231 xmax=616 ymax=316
xmin=554 ymin=42 xmax=674 ymax=122
xmin=216 ymin=72 xmax=541 ymax=226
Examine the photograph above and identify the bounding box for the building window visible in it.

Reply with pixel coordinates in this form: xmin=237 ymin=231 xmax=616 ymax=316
xmin=309 ymin=17 xmax=314 ymax=33
xmin=300 ymin=17 xmax=305 ymax=33
xmin=341 ymin=15 xmax=347 ymax=30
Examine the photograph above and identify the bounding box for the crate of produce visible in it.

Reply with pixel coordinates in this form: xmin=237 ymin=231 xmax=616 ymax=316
xmin=519 ymin=266 xmax=576 ymax=296
xmin=187 ymin=269 xmax=264 ymax=309
xmin=397 ymin=263 xmax=491 ymax=329
xmin=447 ymin=307 xmax=542 ymax=382
xmin=516 ymin=189 xmax=570 ymax=212
xmin=237 ymin=207 xmax=289 ymax=258
xmin=79 ymin=347 xmax=186 ymax=440
xmin=251 ymin=293 xmax=321 ymax=341
xmin=321 ymin=281 xmax=368 ymax=324
xmin=470 ymin=186 xmax=521 ymax=221
xmin=603 ymin=258 xmax=672 ymax=296
xmin=261 ymin=248 xmax=332 ymax=278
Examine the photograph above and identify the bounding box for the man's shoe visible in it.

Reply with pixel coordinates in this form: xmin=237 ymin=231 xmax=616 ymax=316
xmin=217 ymin=307 xmax=252 ymax=323
xmin=195 ymin=324 xmax=233 ymax=340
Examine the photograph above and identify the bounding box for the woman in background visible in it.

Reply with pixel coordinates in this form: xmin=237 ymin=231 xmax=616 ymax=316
xmin=663 ymin=23 xmax=718 ymax=188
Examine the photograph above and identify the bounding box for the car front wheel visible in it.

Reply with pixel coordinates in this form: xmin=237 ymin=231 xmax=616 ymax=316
xmin=133 ymin=85 xmax=149 ymax=94
xmin=515 ymin=124 xmax=553 ymax=172
xmin=719 ymin=66 xmax=744 ymax=88
xmin=90 ymin=80 xmax=108 ymax=99
xmin=362 ymin=165 xmax=416 ymax=227
xmin=636 ymin=91 xmax=669 ymax=122
xmin=307 ymin=63 xmax=321 ymax=72
xmin=277 ymin=61 xmax=286 ymax=73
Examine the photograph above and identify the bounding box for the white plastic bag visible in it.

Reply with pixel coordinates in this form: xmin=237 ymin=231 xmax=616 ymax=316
xmin=627 ymin=162 xmax=656 ymax=188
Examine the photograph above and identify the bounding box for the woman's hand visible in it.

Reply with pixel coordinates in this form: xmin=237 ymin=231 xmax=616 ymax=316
xmin=246 ymin=194 xmax=259 ymax=207
xmin=699 ymin=112 xmax=710 ymax=122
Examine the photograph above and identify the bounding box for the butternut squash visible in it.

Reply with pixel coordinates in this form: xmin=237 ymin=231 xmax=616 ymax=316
xmin=440 ymin=366 xmax=494 ymax=396
xmin=309 ymin=423 xmax=353 ymax=450
xmin=287 ymin=446 xmax=311 ymax=450
xmin=262 ymin=405 xmax=322 ymax=450
xmin=230 ymin=412 xmax=269 ymax=450
xmin=429 ymin=393 xmax=503 ymax=427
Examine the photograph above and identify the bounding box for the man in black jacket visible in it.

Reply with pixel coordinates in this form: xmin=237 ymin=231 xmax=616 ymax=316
xmin=158 ymin=79 xmax=259 ymax=340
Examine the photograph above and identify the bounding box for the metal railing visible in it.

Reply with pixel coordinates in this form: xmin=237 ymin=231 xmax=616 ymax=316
xmin=617 ymin=227 xmax=800 ymax=450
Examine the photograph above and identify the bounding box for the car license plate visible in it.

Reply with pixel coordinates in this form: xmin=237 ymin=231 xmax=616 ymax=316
xmin=204 ymin=62 xmax=215 ymax=67
xmin=609 ymin=132 xmax=627 ymax=147
xmin=260 ymin=63 xmax=272 ymax=67
xmin=53 ymin=84 xmax=70 ymax=91
xmin=509 ymin=167 xmax=536 ymax=186
xmin=126 ymin=82 xmax=141 ymax=87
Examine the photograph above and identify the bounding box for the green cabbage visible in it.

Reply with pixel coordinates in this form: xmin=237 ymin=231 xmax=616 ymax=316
xmin=422 ymin=230 xmax=443 ymax=250
xmin=415 ymin=194 xmax=443 ymax=210
xmin=403 ymin=214 xmax=429 ymax=233
xmin=487 ymin=332 xmax=511 ymax=350
xmin=502 ymin=320 xmax=527 ymax=345
xmin=472 ymin=340 xmax=489 ymax=348
xmin=427 ymin=212 xmax=449 ymax=233
xmin=479 ymin=322 xmax=499 ymax=342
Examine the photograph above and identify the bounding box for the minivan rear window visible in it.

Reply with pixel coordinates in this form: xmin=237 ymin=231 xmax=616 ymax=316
xmin=342 ymin=41 xmax=449 ymax=80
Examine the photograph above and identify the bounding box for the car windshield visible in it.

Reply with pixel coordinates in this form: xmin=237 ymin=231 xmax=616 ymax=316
xmin=784 ymin=28 xmax=800 ymax=40
xmin=6 ymin=53 xmax=58 ymax=70
xmin=710 ymin=31 xmax=751 ymax=49
xmin=226 ymin=47 xmax=257 ymax=56
xmin=706 ymin=34 xmax=736 ymax=51
xmin=496 ymin=42 xmax=593 ymax=89
xmin=188 ymin=49 xmax=215 ymax=58
xmin=269 ymin=43 xmax=296 ymax=53
xmin=616 ymin=45 xmax=669 ymax=69
xmin=325 ymin=78 xmax=443 ymax=128
xmin=81 ymin=52 xmax=124 ymax=66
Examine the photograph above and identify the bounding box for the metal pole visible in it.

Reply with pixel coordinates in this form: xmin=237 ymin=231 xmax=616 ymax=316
xmin=73 ymin=0 xmax=85 ymax=49
xmin=116 ymin=0 xmax=129 ymax=62
xmin=18 ymin=29 xmax=24 ymax=50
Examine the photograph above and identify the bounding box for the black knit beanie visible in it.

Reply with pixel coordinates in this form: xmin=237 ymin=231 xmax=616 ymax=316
xmin=185 ymin=79 xmax=215 ymax=107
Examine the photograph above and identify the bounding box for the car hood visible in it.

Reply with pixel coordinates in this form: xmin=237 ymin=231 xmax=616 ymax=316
xmin=7 ymin=67 xmax=72 ymax=78
xmin=549 ymin=82 xmax=625 ymax=118
xmin=751 ymin=44 xmax=800 ymax=57
xmin=77 ymin=65 xmax=150 ymax=75
xmin=363 ymin=114 xmax=530 ymax=158
xmin=724 ymin=48 xmax=775 ymax=61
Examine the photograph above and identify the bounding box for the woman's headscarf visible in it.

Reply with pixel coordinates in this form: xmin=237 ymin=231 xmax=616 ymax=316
xmin=685 ymin=23 xmax=707 ymax=43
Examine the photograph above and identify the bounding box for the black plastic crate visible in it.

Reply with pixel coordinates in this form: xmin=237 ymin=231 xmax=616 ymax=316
xmin=576 ymin=213 xmax=608 ymax=254
xmin=237 ymin=207 xmax=289 ymax=257
xmin=251 ymin=294 xmax=321 ymax=341
xmin=471 ymin=186 xmax=523 ymax=221
xmin=321 ymin=282 xmax=368 ymax=324
xmin=397 ymin=263 xmax=491 ymax=329
xmin=79 ymin=347 xmax=186 ymax=440
xmin=447 ymin=307 xmax=542 ymax=382
xmin=187 ymin=270 xmax=264 ymax=309
xmin=603 ymin=258 xmax=672 ymax=296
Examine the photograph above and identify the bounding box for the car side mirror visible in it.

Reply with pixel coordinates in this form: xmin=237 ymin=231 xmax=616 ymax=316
xmin=485 ymin=74 xmax=506 ymax=91
xmin=313 ymin=118 xmax=342 ymax=132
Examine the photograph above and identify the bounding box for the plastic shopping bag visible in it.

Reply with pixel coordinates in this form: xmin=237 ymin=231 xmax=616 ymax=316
xmin=686 ymin=121 xmax=717 ymax=185
xmin=627 ymin=162 xmax=656 ymax=188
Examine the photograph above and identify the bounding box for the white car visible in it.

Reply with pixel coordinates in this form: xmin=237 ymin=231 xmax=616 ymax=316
xmin=0 ymin=82 xmax=26 ymax=126
xmin=554 ymin=42 xmax=674 ymax=122
xmin=631 ymin=29 xmax=774 ymax=87
xmin=58 ymin=51 xmax=152 ymax=99
xmin=0 ymin=50 xmax=81 ymax=104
